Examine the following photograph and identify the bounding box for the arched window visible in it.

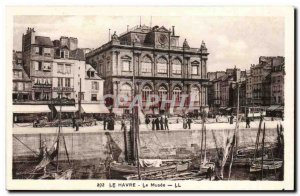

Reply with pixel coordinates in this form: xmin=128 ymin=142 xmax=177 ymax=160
xmin=191 ymin=61 xmax=200 ymax=75
xmin=158 ymin=85 xmax=168 ymax=99
xmin=142 ymin=56 xmax=152 ymax=73
xmin=173 ymin=86 xmax=182 ymax=102
xmin=121 ymin=55 xmax=131 ymax=72
xmin=157 ymin=57 xmax=167 ymax=73
xmin=120 ymin=84 xmax=132 ymax=98
xmin=172 ymin=58 xmax=182 ymax=74
xmin=191 ymin=86 xmax=200 ymax=103
xmin=142 ymin=85 xmax=153 ymax=101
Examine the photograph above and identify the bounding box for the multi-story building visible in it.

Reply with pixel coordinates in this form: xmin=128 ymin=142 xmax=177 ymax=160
xmin=250 ymin=56 xmax=274 ymax=106
xmin=207 ymin=71 xmax=226 ymax=109
xmin=22 ymin=28 xmax=55 ymax=101
xmin=12 ymin=51 xmax=32 ymax=102
xmin=13 ymin=28 xmax=108 ymax=121
xmin=86 ymin=25 xmax=209 ymax=115
xmin=245 ymin=69 xmax=253 ymax=105
xmin=271 ymin=57 xmax=285 ymax=105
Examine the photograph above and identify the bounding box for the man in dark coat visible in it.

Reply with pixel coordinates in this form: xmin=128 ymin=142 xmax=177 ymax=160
xmin=155 ymin=117 xmax=160 ymax=130
xmin=72 ymin=117 xmax=76 ymax=128
xmin=151 ymin=119 xmax=155 ymax=131
xmin=103 ymin=117 xmax=107 ymax=130
xmin=160 ymin=116 xmax=164 ymax=130
xmin=187 ymin=117 xmax=192 ymax=129
xmin=230 ymin=115 xmax=234 ymax=124
xmin=164 ymin=117 xmax=169 ymax=131
xmin=246 ymin=117 xmax=250 ymax=128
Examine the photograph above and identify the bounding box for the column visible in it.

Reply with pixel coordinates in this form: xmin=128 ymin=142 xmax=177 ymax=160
xmin=153 ymin=53 xmax=157 ymax=77
xmin=115 ymin=51 xmax=120 ymax=76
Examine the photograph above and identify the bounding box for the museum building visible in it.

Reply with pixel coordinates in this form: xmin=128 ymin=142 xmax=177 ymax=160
xmin=86 ymin=25 xmax=209 ymax=115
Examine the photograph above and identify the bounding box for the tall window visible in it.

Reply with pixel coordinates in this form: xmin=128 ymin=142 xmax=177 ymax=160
xmin=173 ymin=86 xmax=182 ymax=102
xmin=158 ymin=86 xmax=168 ymax=99
xmin=142 ymin=85 xmax=152 ymax=101
xmin=120 ymin=84 xmax=132 ymax=97
xmin=122 ymin=61 xmax=130 ymax=72
xmin=172 ymin=59 xmax=182 ymax=74
xmin=58 ymin=78 xmax=63 ymax=87
xmin=191 ymin=61 xmax=199 ymax=75
xmin=65 ymin=78 xmax=71 ymax=87
xmin=92 ymin=81 xmax=99 ymax=90
xmin=157 ymin=57 xmax=167 ymax=73
xmin=141 ymin=56 xmax=152 ymax=73
xmin=43 ymin=62 xmax=51 ymax=71
xmin=58 ymin=64 xmax=64 ymax=73
xmin=191 ymin=86 xmax=200 ymax=103
xmin=44 ymin=48 xmax=51 ymax=56
xmin=65 ymin=64 xmax=71 ymax=74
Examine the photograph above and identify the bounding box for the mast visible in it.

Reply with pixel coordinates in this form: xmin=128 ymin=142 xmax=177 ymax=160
xmin=261 ymin=122 xmax=266 ymax=180
xmin=56 ymin=88 xmax=63 ymax=172
xmin=78 ymin=78 xmax=82 ymax=119
xmin=204 ymin=125 xmax=207 ymax=163
xmin=228 ymin=81 xmax=240 ymax=180
xmin=132 ymin=42 xmax=141 ymax=179
xmin=199 ymin=117 xmax=204 ymax=172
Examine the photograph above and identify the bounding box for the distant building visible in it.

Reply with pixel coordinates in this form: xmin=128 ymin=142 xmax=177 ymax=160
xmin=12 ymin=51 xmax=32 ymax=102
xmin=271 ymin=57 xmax=285 ymax=105
xmin=207 ymin=71 xmax=226 ymax=109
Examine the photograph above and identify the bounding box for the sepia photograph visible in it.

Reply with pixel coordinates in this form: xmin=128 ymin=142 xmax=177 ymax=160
xmin=5 ymin=6 xmax=295 ymax=191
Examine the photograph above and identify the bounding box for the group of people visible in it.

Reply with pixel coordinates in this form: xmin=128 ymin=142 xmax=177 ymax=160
xmin=182 ymin=117 xmax=193 ymax=129
xmin=145 ymin=116 xmax=169 ymax=131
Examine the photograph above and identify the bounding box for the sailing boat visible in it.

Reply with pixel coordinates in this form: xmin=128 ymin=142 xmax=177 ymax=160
xmin=198 ymin=120 xmax=215 ymax=174
xmin=249 ymin=123 xmax=283 ymax=173
xmin=21 ymin=95 xmax=73 ymax=180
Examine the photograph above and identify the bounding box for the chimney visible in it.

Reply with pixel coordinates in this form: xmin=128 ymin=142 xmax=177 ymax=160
xmin=172 ymin=26 xmax=175 ymax=36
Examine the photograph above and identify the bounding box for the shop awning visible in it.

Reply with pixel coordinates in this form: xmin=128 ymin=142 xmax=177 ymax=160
xmin=81 ymin=103 xmax=109 ymax=114
xmin=55 ymin=105 xmax=78 ymax=113
xmin=267 ymin=105 xmax=280 ymax=111
xmin=13 ymin=105 xmax=51 ymax=114
xmin=226 ymin=108 xmax=232 ymax=111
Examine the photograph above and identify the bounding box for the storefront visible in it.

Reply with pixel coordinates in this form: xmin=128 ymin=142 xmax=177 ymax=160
xmin=12 ymin=104 xmax=51 ymax=123
xmin=54 ymin=105 xmax=78 ymax=119
xmin=80 ymin=103 xmax=109 ymax=120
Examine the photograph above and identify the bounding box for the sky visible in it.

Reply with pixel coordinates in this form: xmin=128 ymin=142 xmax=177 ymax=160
xmin=13 ymin=15 xmax=284 ymax=72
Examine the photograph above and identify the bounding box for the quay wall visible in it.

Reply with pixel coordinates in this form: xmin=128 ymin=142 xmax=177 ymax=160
xmin=12 ymin=128 xmax=278 ymax=162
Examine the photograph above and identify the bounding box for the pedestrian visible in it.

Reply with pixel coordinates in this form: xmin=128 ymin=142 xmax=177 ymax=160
xmin=230 ymin=115 xmax=234 ymax=124
xmin=103 ymin=117 xmax=107 ymax=130
xmin=111 ymin=117 xmax=115 ymax=130
xmin=160 ymin=116 xmax=164 ymax=130
xmin=246 ymin=117 xmax=250 ymax=128
xmin=145 ymin=116 xmax=150 ymax=128
xmin=120 ymin=118 xmax=126 ymax=131
xmin=155 ymin=117 xmax=160 ymax=130
xmin=72 ymin=117 xmax=76 ymax=128
xmin=164 ymin=117 xmax=169 ymax=131
xmin=187 ymin=117 xmax=192 ymax=129
xmin=151 ymin=119 xmax=155 ymax=130
xmin=206 ymin=166 xmax=213 ymax=180
xmin=183 ymin=117 xmax=187 ymax=129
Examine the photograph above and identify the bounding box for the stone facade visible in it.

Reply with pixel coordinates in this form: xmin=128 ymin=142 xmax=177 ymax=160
xmin=86 ymin=25 xmax=209 ymax=115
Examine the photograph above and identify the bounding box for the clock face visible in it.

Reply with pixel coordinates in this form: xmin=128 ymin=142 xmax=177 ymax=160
xmin=158 ymin=34 xmax=168 ymax=45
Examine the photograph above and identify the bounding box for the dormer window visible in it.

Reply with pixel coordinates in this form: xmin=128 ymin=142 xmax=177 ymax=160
xmin=60 ymin=49 xmax=69 ymax=59
xmin=91 ymin=71 xmax=94 ymax=77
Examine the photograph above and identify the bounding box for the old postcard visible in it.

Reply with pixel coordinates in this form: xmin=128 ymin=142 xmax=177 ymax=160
xmin=6 ymin=6 xmax=295 ymax=191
